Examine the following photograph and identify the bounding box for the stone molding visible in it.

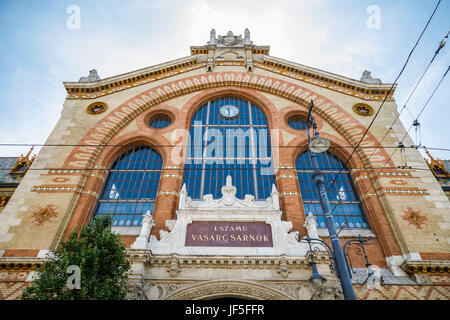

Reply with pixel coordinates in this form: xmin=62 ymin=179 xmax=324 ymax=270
xmin=162 ymin=280 xmax=296 ymax=300
xmin=401 ymin=260 xmax=450 ymax=275
xmin=142 ymin=177 xmax=314 ymax=256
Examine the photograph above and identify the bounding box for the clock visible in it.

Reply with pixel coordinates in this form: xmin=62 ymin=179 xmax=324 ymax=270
xmin=219 ymin=105 xmax=239 ymax=119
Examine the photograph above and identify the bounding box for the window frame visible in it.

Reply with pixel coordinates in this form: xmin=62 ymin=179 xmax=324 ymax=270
xmin=94 ymin=145 xmax=163 ymax=226
xmin=295 ymin=150 xmax=369 ymax=229
xmin=184 ymin=96 xmax=275 ymax=200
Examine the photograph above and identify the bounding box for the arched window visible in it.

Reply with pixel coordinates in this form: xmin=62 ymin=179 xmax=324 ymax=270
xmin=94 ymin=145 xmax=163 ymax=226
xmin=183 ymin=96 xmax=274 ymax=200
xmin=295 ymin=151 xmax=368 ymax=229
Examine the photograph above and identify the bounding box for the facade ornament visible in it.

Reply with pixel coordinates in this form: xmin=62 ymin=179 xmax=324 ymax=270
xmin=145 ymin=284 xmax=165 ymax=300
xmin=277 ymin=255 xmax=291 ymax=279
xmin=311 ymin=281 xmax=344 ymax=300
xmin=78 ymin=69 xmax=100 ymax=82
xmin=360 ymin=70 xmax=382 ymax=84
xmin=10 ymin=146 xmax=35 ymax=174
xmin=203 ymin=29 xmax=263 ymax=72
xmin=126 ymin=277 xmax=145 ymax=300
xmin=283 ymin=221 xmax=300 ymax=245
xmin=244 ymin=28 xmax=252 ymax=45
xmin=178 ymin=184 xmax=188 ymax=210
xmin=304 ymin=212 xmax=319 ymax=239
xmin=178 ymin=175 xmax=281 ymax=210
xmin=131 ymin=210 xmax=154 ymax=250
xmin=217 ymin=31 xmax=244 ymax=47
xmin=424 ymin=147 xmax=449 ymax=177
xmin=270 ymin=184 xmax=280 ymax=210
xmin=168 ymin=257 xmax=180 ymax=277
xmin=208 ymin=28 xmax=217 ymax=45
xmin=151 ymin=178 xmax=310 ymax=257
xmin=159 ymin=219 xmax=176 ymax=242
xmin=0 ymin=195 xmax=11 ymax=208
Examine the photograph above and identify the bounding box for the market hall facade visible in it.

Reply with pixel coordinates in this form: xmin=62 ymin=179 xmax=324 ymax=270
xmin=0 ymin=30 xmax=449 ymax=300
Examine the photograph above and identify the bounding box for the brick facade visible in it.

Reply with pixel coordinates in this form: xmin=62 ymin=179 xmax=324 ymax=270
xmin=0 ymin=31 xmax=448 ymax=300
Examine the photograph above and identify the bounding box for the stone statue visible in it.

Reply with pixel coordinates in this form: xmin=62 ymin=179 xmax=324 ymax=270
xmin=208 ymin=28 xmax=216 ymax=45
xmin=270 ymin=184 xmax=280 ymax=211
xmin=217 ymin=31 xmax=243 ymax=47
xmin=244 ymin=28 xmax=252 ymax=45
xmin=360 ymin=70 xmax=382 ymax=84
xmin=78 ymin=69 xmax=100 ymax=82
xmin=304 ymin=212 xmax=319 ymax=239
xmin=131 ymin=210 xmax=154 ymax=250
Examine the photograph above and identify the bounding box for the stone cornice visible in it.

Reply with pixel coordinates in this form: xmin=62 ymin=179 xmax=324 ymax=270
xmin=64 ymin=56 xmax=200 ymax=99
xmin=0 ymin=257 xmax=46 ymax=271
xmin=143 ymin=253 xmax=328 ymax=270
xmin=401 ymin=260 xmax=450 ymax=275
xmin=63 ymin=52 xmax=396 ymax=101
xmin=258 ymin=56 xmax=396 ymax=101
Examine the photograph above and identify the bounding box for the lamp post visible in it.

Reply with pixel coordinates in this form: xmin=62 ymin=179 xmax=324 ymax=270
xmin=305 ymin=100 xmax=356 ymax=300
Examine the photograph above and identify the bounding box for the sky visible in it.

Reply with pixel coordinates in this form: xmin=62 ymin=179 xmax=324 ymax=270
xmin=0 ymin=0 xmax=449 ymax=162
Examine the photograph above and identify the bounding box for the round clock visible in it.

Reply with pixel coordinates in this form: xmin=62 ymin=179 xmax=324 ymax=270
xmin=219 ymin=105 xmax=239 ymax=119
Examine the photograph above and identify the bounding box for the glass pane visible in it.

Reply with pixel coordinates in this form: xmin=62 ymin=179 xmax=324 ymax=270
xmin=184 ymin=96 xmax=274 ymax=201
xmin=95 ymin=145 xmax=162 ymax=226
xmin=296 ymin=150 xmax=368 ymax=229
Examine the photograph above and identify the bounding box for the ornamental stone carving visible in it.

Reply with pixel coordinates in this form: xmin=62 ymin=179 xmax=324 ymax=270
xmin=178 ymin=176 xmax=280 ymax=210
xmin=311 ymin=281 xmax=344 ymax=300
xmin=168 ymin=257 xmax=181 ymax=278
xmin=126 ymin=277 xmax=145 ymax=300
xmin=164 ymin=280 xmax=293 ymax=300
xmin=360 ymin=70 xmax=382 ymax=84
xmin=217 ymin=31 xmax=244 ymax=47
xmin=78 ymin=69 xmax=100 ymax=82
xmin=131 ymin=210 xmax=154 ymax=250
xmin=277 ymin=255 xmax=291 ymax=279
xmin=304 ymin=212 xmax=319 ymax=238
xmin=147 ymin=176 xmax=310 ymax=256
xmin=208 ymin=28 xmax=217 ymax=46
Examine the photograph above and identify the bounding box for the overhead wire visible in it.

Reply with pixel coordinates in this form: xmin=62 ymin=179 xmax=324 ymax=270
xmin=366 ymin=29 xmax=449 ymax=163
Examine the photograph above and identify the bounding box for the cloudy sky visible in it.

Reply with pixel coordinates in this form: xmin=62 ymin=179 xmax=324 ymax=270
xmin=0 ymin=0 xmax=449 ymax=162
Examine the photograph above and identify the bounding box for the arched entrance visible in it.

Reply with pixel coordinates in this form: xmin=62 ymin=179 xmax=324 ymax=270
xmin=163 ymin=280 xmax=294 ymax=300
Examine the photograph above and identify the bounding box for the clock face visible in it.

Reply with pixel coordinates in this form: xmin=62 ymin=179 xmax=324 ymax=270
xmin=219 ymin=105 xmax=239 ymax=119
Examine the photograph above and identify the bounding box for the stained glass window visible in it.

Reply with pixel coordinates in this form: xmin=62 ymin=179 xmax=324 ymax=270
xmin=184 ymin=96 xmax=274 ymax=200
xmin=295 ymin=150 xmax=368 ymax=229
xmin=94 ymin=145 xmax=162 ymax=226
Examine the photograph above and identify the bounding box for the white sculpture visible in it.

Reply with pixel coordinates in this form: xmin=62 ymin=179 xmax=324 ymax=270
xmin=131 ymin=210 xmax=154 ymax=250
xmin=270 ymin=184 xmax=280 ymax=211
xmin=208 ymin=28 xmax=217 ymax=45
xmin=150 ymin=176 xmax=312 ymax=256
xmin=303 ymin=212 xmax=319 ymax=239
xmin=78 ymin=69 xmax=100 ymax=82
xmin=177 ymin=175 xmax=280 ymax=210
xmin=217 ymin=31 xmax=243 ymax=47
xmin=360 ymin=70 xmax=382 ymax=84
xmin=244 ymin=28 xmax=252 ymax=45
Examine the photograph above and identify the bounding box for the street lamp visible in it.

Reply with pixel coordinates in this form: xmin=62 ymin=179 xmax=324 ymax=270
xmin=304 ymin=235 xmax=327 ymax=288
xmin=305 ymin=100 xmax=357 ymax=300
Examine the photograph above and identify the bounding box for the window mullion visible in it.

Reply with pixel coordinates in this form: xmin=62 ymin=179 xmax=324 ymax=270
xmin=199 ymin=101 xmax=211 ymax=198
xmin=248 ymin=101 xmax=259 ymax=200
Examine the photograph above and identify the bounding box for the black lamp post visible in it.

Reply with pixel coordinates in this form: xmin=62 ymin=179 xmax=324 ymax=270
xmin=305 ymin=100 xmax=356 ymax=300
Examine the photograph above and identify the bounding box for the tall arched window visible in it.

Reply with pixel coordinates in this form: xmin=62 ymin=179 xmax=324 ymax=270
xmin=295 ymin=151 xmax=368 ymax=229
xmin=94 ymin=145 xmax=163 ymax=226
xmin=183 ymin=96 xmax=274 ymax=200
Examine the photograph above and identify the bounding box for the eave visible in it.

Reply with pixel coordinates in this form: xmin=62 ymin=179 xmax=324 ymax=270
xmin=63 ymin=55 xmax=200 ymax=99
xmin=63 ymin=52 xmax=397 ymax=102
xmin=259 ymin=55 xmax=396 ymax=101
